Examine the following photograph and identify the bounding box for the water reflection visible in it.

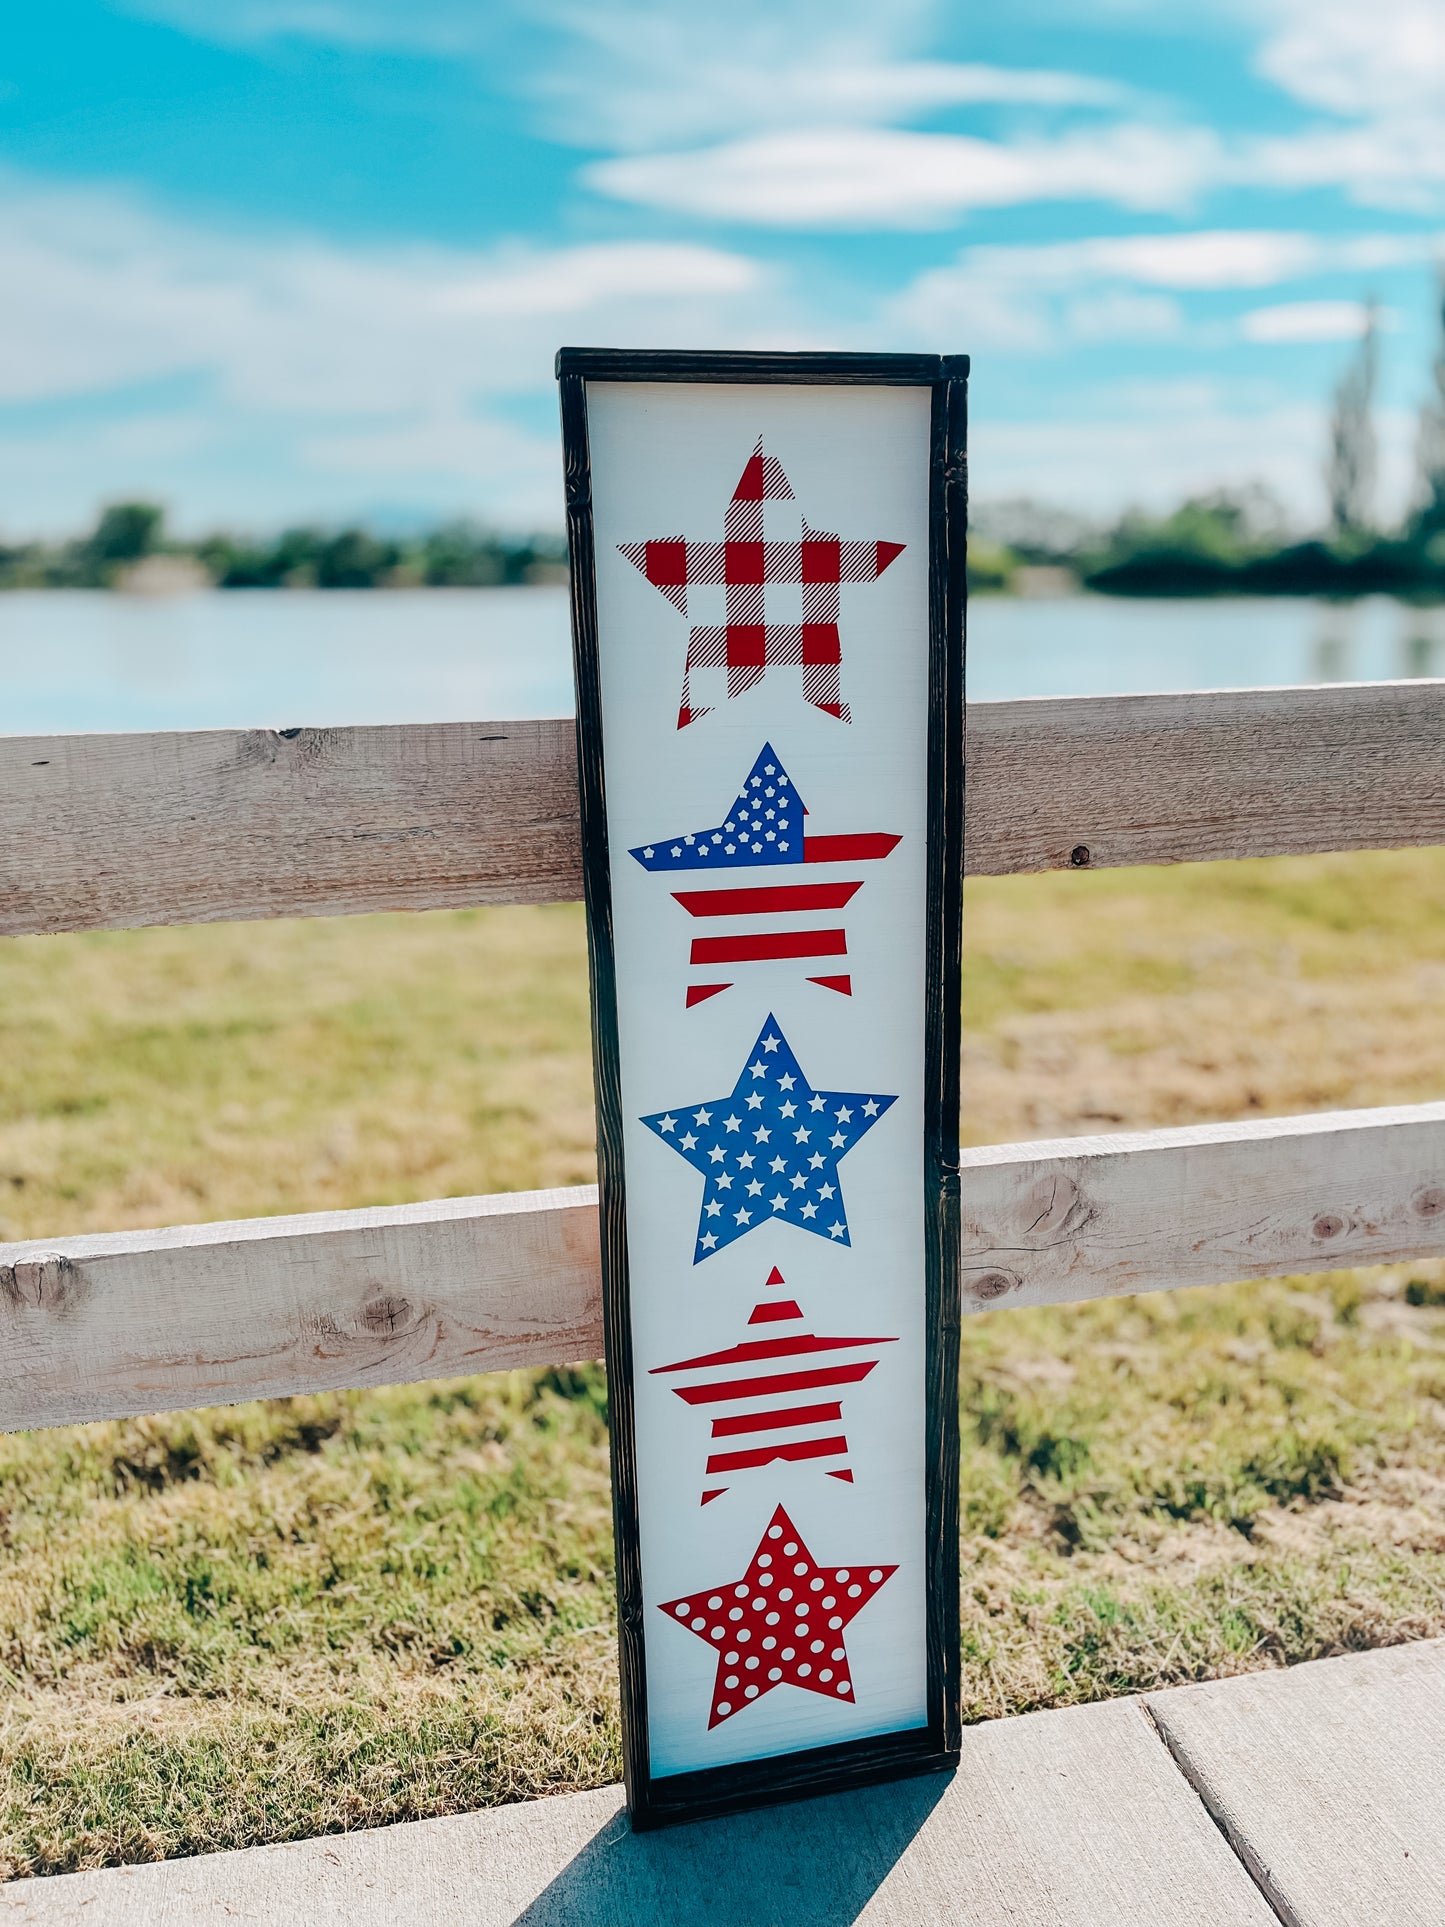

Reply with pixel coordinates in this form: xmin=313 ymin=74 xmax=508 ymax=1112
xmin=1309 ymin=601 xmax=1445 ymax=684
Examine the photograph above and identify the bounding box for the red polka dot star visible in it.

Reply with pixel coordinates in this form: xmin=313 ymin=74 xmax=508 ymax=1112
xmin=658 ymin=1504 xmax=897 ymax=1730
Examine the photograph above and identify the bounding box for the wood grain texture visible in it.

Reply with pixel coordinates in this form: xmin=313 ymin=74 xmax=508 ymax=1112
xmin=959 ymin=1101 xmax=1445 ymax=1313
xmin=965 ymin=677 xmax=1445 ymax=875
xmin=0 ymin=717 xmax=582 ymax=936
xmin=1146 ymin=1638 xmax=1445 ymax=1927
xmin=0 ymin=1187 xmax=601 ymax=1432
xmin=5 ymin=679 xmax=1443 ymax=937
xmin=5 ymin=1102 xmax=1445 ymax=1433
xmin=0 ymin=1694 xmax=1274 ymax=1925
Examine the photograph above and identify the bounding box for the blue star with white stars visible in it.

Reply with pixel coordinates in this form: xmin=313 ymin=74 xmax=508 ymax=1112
xmin=639 ymin=1015 xmax=897 ymax=1263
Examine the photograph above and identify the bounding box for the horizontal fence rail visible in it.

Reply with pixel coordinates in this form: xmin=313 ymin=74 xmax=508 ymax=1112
xmin=4 ymin=680 xmax=1445 ymax=937
xmin=3 ymin=1103 xmax=1443 ymax=1432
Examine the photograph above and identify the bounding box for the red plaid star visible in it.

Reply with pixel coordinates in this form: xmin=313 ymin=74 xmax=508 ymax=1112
xmin=658 ymin=1503 xmax=896 ymax=1729
xmin=620 ymin=437 xmax=905 ymax=729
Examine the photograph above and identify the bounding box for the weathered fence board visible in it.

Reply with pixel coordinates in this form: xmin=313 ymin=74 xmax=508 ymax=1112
xmin=4 ymin=1102 xmax=1443 ymax=1432
xmin=4 ymin=680 xmax=1444 ymax=937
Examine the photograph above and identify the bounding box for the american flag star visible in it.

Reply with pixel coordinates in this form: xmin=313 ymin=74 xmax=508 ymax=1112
xmin=651 ymin=1266 xmax=897 ymax=1505
xmin=629 ymin=742 xmax=900 ymax=1008
xmin=619 ymin=435 xmax=905 ymax=729
xmin=639 ymin=1015 xmax=896 ymax=1263
xmin=659 ymin=1504 xmax=896 ymax=1730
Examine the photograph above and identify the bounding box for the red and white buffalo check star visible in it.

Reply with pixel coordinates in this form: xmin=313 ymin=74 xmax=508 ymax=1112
xmin=620 ymin=437 xmax=905 ymax=729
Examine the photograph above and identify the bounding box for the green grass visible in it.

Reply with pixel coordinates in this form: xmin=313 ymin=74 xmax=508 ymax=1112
xmin=4 ymin=851 xmax=1445 ymax=1876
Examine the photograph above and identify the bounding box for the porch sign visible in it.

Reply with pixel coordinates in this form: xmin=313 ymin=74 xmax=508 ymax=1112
xmin=557 ymin=349 xmax=967 ymax=1830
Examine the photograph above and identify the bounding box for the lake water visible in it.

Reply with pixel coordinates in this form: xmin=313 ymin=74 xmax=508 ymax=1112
xmin=3 ymin=588 xmax=1443 ymax=736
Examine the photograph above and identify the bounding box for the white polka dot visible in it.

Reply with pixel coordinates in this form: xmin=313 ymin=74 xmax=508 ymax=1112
xmin=765 ymin=1612 xmax=779 ymax=1626
xmin=782 ymin=1647 xmax=795 ymax=1660
xmin=725 ymin=1651 xmax=738 ymax=1665
xmin=674 ymin=1604 xmax=689 ymax=1617
xmin=690 ymin=1616 xmax=705 ymax=1630
xmin=768 ymin=1667 xmax=782 ymax=1681
xmin=734 ymin=1584 xmax=749 ymax=1598
xmin=737 ymin=1629 xmax=751 ymax=1643
xmin=745 ymin=1685 xmax=759 ymax=1699
xmin=811 ymin=1639 xmax=824 ymax=1653
xmin=759 ymin=1573 xmax=774 ymax=1588
xmin=762 ymin=1636 xmax=776 ymax=1650
xmin=745 ymin=1655 xmax=759 ymax=1670
xmin=793 ymin=1561 xmax=808 ymax=1576
xmin=847 ymin=1584 xmax=862 ymax=1598
xmin=783 ymin=1542 xmax=798 ymax=1556
xmin=828 ymin=1615 xmax=842 ymax=1629
xmin=798 ymin=1663 xmax=812 ymax=1677
xmin=779 ymin=1587 xmax=793 ymax=1602
xmin=796 ymin=1603 xmax=810 ymax=1617
xmin=729 ymin=1607 xmax=743 ymax=1621
xmin=836 ymin=1571 xmax=850 ymax=1583
xmin=707 ymin=1595 xmax=722 ymax=1609
xmin=820 ymin=1668 xmax=833 ymax=1683
xmin=758 ymin=1553 xmax=772 ymax=1567
xmin=831 ymin=1647 xmax=845 ymax=1661
xmin=717 ymin=1701 xmax=731 ymax=1716
xmin=725 ymin=1674 xmax=739 ymax=1688
xmin=767 ymin=1525 xmax=782 ymax=1539
xmin=710 ymin=1628 xmax=723 ymax=1641
xmin=868 ymin=1570 xmax=883 ymax=1584
xmin=810 ymin=1577 xmax=824 ymax=1592
xmin=821 ymin=1595 xmax=835 ymax=1609
xmin=837 ymin=1681 xmax=850 ymax=1695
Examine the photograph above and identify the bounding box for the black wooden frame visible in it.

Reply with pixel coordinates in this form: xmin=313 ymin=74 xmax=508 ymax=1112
xmin=557 ymin=346 xmax=968 ymax=1830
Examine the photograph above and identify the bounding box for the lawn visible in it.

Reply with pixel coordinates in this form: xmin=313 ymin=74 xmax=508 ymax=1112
xmin=4 ymin=851 xmax=1445 ymax=1877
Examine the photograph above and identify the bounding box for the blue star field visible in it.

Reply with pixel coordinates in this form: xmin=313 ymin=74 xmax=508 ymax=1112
xmin=639 ymin=1015 xmax=896 ymax=1262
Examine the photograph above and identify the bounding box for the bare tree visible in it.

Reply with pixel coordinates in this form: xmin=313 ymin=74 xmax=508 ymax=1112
xmin=1327 ymin=300 xmax=1379 ymax=539
xmin=1416 ymin=268 xmax=1445 ymax=537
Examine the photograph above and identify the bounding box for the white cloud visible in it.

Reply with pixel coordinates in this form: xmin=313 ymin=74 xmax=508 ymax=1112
xmin=588 ymin=123 xmax=1222 ymax=226
xmin=1256 ymin=0 xmax=1445 ymax=121
xmin=889 ymin=228 xmax=1429 ymax=351
xmin=128 ymin=0 xmax=1129 ymax=153
xmin=0 ymin=172 xmax=772 ymax=531
xmin=1242 ymin=0 xmax=1445 ymax=213
xmin=971 ymin=387 xmax=1420 ymax=525
xmin=1240 ymin=299 xmax=1381 ymax=343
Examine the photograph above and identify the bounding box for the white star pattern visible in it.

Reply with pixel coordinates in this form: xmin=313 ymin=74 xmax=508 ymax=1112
xmin=639 ymin=1016 xmax=896 ymax=1262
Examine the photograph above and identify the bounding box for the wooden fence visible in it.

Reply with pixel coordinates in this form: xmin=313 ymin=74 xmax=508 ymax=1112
xmin=3 ymin=678 xmax=1444 ymax=1436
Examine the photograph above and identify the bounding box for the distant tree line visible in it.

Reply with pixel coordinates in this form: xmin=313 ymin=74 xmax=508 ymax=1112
xmin=0 ymin=508 xmax=567 ymax=591
xmin=4 ymin=275 xmax=1444 ymax=601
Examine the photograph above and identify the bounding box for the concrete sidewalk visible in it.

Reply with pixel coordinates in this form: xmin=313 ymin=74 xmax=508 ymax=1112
xmin=7 ymin=1640 xmax=1445 ymax=1926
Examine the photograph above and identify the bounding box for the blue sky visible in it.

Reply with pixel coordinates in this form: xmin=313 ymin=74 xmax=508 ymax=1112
xmin=2 ymin=0 xmax=1442 ymax=535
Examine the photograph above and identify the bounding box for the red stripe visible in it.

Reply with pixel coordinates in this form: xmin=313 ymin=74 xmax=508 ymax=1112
xmin=709 ymin=1400 xmax=843 ymax=1437
xmin=808 ymin=975 xmax=852 ymax=996
xmin=747 ymin=1299 xmax=803 ymax=1324
xmin=653 ymin=1332 xmax=894 ymax=1373
xmin=706 ymin=1433 xmax=849 ymax=1475
xmin=669 ymin=1361 xmax=880 ymax=1404
xmin=803 ymin=833 xmax=900 ymax=863
xmin=685 ymin=982 xmax=730 ymax=1007
xmin=690 ymin=928 xmax=846 ymax=965
xmin=672 ymin=880 xmax=862 ymax=917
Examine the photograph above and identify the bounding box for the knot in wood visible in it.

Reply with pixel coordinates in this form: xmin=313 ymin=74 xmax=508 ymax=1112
xmin=1311 ymin=1213 xmax=1346 ymax=1243
xmin=1412 ymin=1185 xmax=1445 ymax=1219
xmin=360 ymin=1293 xmax=413 ymax=1337
xmin=1069 ymin=845 xmax=1092 ymax=868
xmin=0 ymin=1253 xmax=76 ymax=1311
xmin=969 ymin=1268 xmax=1022 ymax=1303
